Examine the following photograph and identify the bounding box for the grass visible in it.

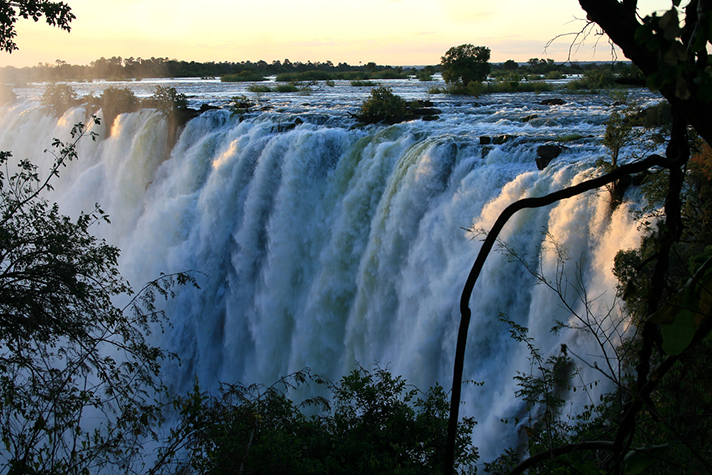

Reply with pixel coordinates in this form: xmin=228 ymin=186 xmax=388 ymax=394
xmin=247 ymin=84 xmax=273 ymax=93
xmin=221 ymin=72 xmax=267 ymax=82
xmin=275 ymin=83 xmax=300 ymax=93
xmin=555 ymin=133 xmax=585 ymax=142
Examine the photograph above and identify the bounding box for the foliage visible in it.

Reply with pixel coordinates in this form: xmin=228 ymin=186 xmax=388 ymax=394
xmin=503 ymin=59 xmax=519 ymax=71
xmin=0 ymin=119 xmax=198 ymax=474
xmin=150 ymin=85 xmax=188 ymax=117
xmin=0 ymin=0 xmax=74 ymax=52
xmin=356 ymin=86 xmax=407 ymax=124
xmin=483 ymin=80 xmax=553 ymax=94
xmin=475 ymin=96 xmax=712 ymax=475
xmin=40 ymin=82 xmax=78 ymax=117
xmin=87 ymin=86 xmax=140 ymax=134
xmin=246 ymin=84 xmax=273 ymax=93
xmin=602 ymin=108 xmax=644 ymax=168
xmin=440 ymin=44 xmax=491 ymax=91
xmin=220 ymin=71 xmax=267 ymax=82
xmin=416 ymin=70 xmax=433 ymax=81
xmin=634 ymin=2 xmax=712 ymax=102
xmin=229 ymin=94 xmax=255 ymax=119
xmin=554 ymin=133 xmax=584 ymax=142
xmin=350 ymin=80 xmax=378 ymax=87
xmin=156 ymin=366 xmax=478 ymax=475
xmin=275 ymin=70 xmax=333 ymax=82
xmin=275 ymin=82 xmax=300 ymax=93
xmin=566 ymin=68 xmax=618 ymax=90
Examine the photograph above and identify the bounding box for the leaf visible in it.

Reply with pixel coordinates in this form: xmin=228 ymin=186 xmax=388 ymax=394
xmin=661 ymin=310 xmax=697 ymax=355
xmin=650 ymin=257 xmax=712 ymax=355
xmin=659 ymin=9 xmax=681 ymax=41
xmin=624 ymin=444 xmax=671 ymax=475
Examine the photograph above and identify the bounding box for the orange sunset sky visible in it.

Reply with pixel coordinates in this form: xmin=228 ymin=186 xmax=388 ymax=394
xmin=3 ymin=0 xmax=674 ymax=68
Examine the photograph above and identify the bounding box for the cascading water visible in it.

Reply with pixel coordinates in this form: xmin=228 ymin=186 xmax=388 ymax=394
xmin=0 ymin=78 xmax=661 ymax=461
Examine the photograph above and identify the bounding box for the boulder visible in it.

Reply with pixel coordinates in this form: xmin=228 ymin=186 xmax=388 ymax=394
xmin=540 ymin=98 xmax=565 ymax=106
xmin=522 ymin=114 xmax=539 ymax=122
xmin=536 ymin=144 xmax=562 ymax=170
xmin=273 ymin=117 xmax=304 ymax=133
xmin=492 ymin=135 xmax=510 ymax=145
xmin=480 ymin=136 xmax=492 ymax=145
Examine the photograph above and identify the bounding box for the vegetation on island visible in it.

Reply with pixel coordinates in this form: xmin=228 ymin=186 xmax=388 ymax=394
xmin=440 ymin=44 xmax=492 ymax=95
xmin=3 ymin=0 xmax=712 ymax=474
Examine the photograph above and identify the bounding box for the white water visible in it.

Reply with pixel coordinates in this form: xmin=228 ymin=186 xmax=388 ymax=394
xmin=0 ymin=79 xmax=661 ymax=461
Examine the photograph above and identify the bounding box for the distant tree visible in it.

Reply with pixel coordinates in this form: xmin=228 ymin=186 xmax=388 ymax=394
xmin=503 ymin=59 xmax=519 ymax=71
xmin=440 ymin=44 xmax=491 ymax=90
xmin=0 ymin=0 xmax=75 ymax=52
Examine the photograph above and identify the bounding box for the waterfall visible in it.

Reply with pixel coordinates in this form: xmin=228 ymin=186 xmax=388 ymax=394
xmin=0 ymin=91 xmax=648 ymax=460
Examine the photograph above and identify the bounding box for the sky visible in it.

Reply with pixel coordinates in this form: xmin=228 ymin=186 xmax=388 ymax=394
xmin=3 ymin=0 xmax=675 ymax=68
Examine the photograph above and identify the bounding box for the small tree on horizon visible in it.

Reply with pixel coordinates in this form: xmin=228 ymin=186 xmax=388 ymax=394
xmin=440 ymin=44 xmax=491 ymax=91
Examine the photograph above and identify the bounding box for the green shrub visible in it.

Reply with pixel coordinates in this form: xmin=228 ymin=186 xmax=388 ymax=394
xmin=483 ymin=81 xmax=554 ymax=94
xmin=247 ymin=84 xmax=274 ymax=93
xmin=466 ymin=81 xmax=485 ymax=96
xmin=230 ymin=94 xmax=255 ymax=118
xmin=275 ymin=83 xmax=300 ymax=93
xmin=149 ymin=85 xmax=188 ymax=116
xmin=41 ymin=83 xmax=78 ymax=117
xmin=221 ymin=71 xmax=267 ymax=82
xmin=555 ymin=133 xmax=584 ymax=142
xmin=372 ymin=70 xmax=409 ymax=80
xmin=93 ymin=86 xmax=139 ymax=132
xmin=276 ymin=70 xmax=333 ymax=82
xmin=357 ymin=86 xmax=407 ymax=124
xmin=417 ymin=70 xmax=433 ymax=81
xmin=567 ymin=69 xmax=617 ymax=90
xmin=351 ymin=80 xmax=378 ymax=87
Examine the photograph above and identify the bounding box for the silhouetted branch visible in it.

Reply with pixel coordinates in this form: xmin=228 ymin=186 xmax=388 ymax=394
xmin=444 ymin=153 xmax=668 ymax=474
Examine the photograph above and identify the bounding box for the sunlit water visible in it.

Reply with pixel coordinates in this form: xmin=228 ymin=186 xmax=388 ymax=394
xmin=0 ymin=78 xmax=663 ymax=462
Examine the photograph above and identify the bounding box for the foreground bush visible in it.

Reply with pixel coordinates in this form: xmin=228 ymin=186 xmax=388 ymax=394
xmin=158 ymin=366 xmax=478 ymax=475
xmin=0 ymin=121 xmax=197 ymax=474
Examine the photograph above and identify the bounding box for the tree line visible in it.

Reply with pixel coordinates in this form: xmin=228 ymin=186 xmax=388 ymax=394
xmin=0 ymin=57 xmax=419 ymax=83
xmin=1 ymin=53 xmax=639 ymax=86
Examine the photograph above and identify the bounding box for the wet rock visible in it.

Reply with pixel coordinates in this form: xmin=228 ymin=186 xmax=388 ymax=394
xmin=536 ymin=144 xmax=562 ymax=170
xmin=540 ymin=98 xmax=565 ymax=106
xmin=273 ymin=117 xmax=304 ymax=133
